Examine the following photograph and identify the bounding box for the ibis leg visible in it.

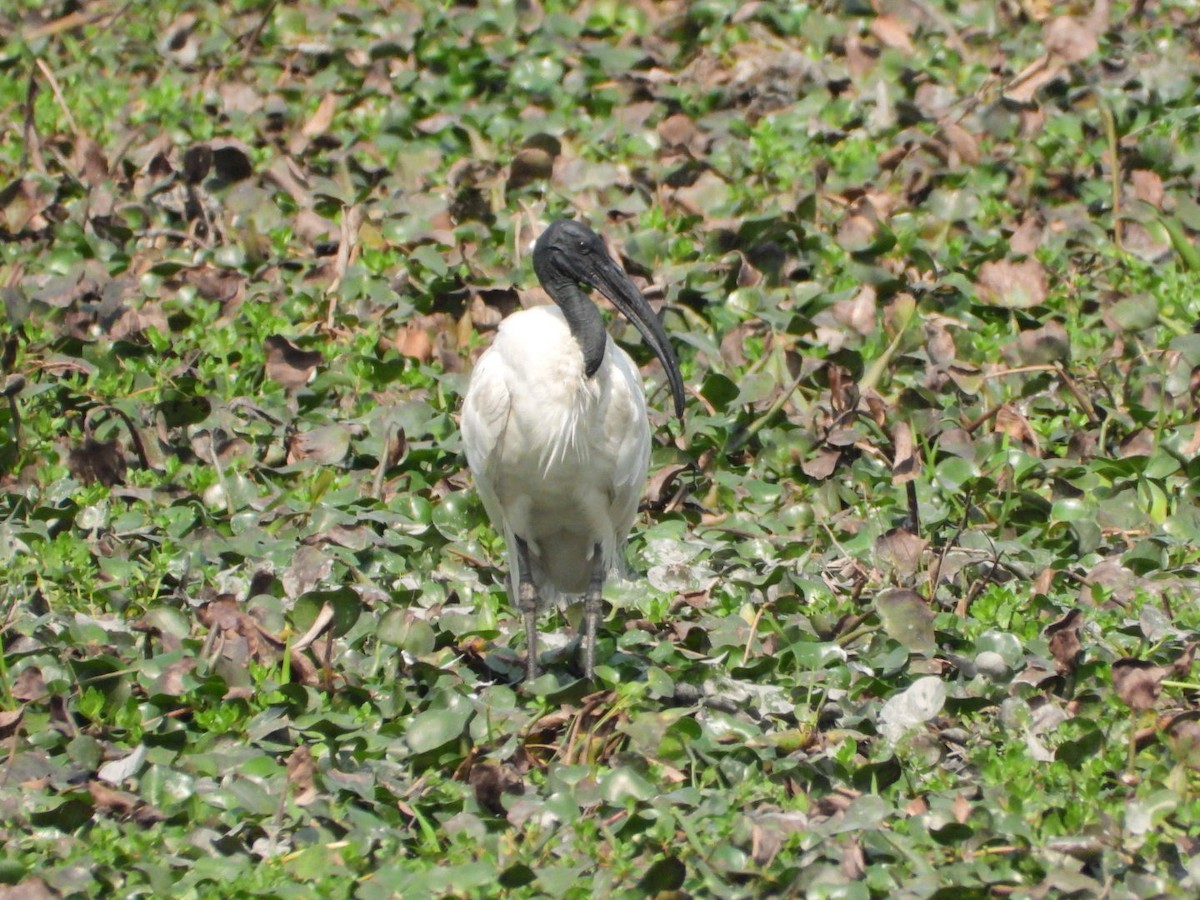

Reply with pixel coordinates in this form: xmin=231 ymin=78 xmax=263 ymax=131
xmin=515 ymin=537 xmax=539 ymax=681
xmin=582 ymin=543 xmax=605 ymax=681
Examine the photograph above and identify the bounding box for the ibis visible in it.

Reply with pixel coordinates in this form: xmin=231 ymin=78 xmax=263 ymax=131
xmin=461 ymin=219 xmax=685 ymax=681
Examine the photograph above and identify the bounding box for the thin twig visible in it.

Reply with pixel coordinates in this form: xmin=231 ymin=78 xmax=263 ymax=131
xmin=34 ymin=57 xmax=79 ymax=137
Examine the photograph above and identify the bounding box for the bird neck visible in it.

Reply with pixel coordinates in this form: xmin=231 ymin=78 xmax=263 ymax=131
xmin=547 ymin=279 xmax=606 ymax=379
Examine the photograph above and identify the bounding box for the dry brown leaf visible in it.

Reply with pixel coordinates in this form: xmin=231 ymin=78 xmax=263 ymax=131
xmin=1004 ymin=58 xmax=1064 ymax=105
xmin=88 ymin=780 xmax=139 ymax=816
xmin=976 ymin=258 xmax=1048 ymax=309
xmin=0 ymin=708 xmax=23 ymax=739
xmin=870 ymin=15 xmax=914 ymax=54
xmin=0 ymin=877 xmax=60 ymax=900
xmin=1043 ymin=16 xmax=1098 ymax=63
xmin=0 ymin=179 xmax=55 ymax=234
xmin=875 ymin=534 xmax=929 ymax=584
xmin=286 ymin=745 xmax=318 ymax=806
xmin=470 ymin=759 xmax=525 ymax=816
xmin=153 ymin=658 xmax=195 ymax=697
xmin=1011 ymin=320 xmax=1069 ymax=365
xmin=68 ymin=437 xmax=126 ymax=486
xmin=264 ymin=335 xmax=323 ymax=391
xmin=1032 ymin=567 xmax=1055 ymax=597
xmin=1119 ymin=428 xmax=1155 ymax=458
xmin=993 ymin=404 xmax=1038 ymax=451
xmin=287 ymin=425 xmax=351 ymax=466
xmin=840 ymin=839 xmax=866 ymax=880
xmin=507 ymin=147 xmax=554 ymax=191
xmin=953 ymin=793 xmax=971 ymax=825
xmin=1009 ymin=216 xmax=1044 ymax=255
xmin=658 ymin=113 xmax=698 ymax=150
xmin=1045 ymin=609 xmax=1083 ymax=676
xmin=835 ymin=211 xmax=879 ymax=253
xmin=282 ymin=546 xmax=334 ymax=598
xmin=940 ymin=123 xmax=980 ymax=166
xmin=12 ymin=667 xmax=46 ymax=703
xmin=73 ymin=136 xmax=109 ymax=187
xmin=302 ymin=93 xmax=339 ymax=140
xmin=802 ymin=446 xmax=841 ymax=481
xmin=645 ymin=462 xmax=690 ymax=506
xmin=1172 ymin=642 xmax=1197 ymax=679
xmin=891 ymin=421 xmax=921 ymax=485
xmin=395 ymin=322 xmax=434 ymax=362
xmin=832 ymin=285 xmax=877 ymax=336
xmin=1112 ymin=659 xmax=1167 ymax=711
xmin=923 ymin=320 xmax=956 ymax=369
xmin=1130 ymin=169 xmax=1164 ymax=208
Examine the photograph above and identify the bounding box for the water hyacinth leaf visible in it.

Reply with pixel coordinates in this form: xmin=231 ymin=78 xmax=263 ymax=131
xmin=404 ymin=693 xmax=473 ymax=754
xmin=879 ymin=677 xmax=946 ymax=743
xmin=377 ymin=608 xmax=436 ymax=655
xmin=875 ymin=589 xmax=936 ymax=655
xmin=293 ymin=587 xmax=362 ymax=637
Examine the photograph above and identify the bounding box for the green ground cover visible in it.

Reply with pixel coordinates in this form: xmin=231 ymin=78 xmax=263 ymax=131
xmin=2 ymin=1 xmax=1200 ymax=896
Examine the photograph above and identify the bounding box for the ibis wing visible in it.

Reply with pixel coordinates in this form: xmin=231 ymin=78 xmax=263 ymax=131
xmin=461 ymin=350 xmax=512 ymax=524
xmin=605 ymin=347 xmax=654 ymax=554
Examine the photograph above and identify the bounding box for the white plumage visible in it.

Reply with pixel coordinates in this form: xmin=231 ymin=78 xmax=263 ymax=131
xmin=462 ymin=306 xmax=648 ymax=597
xmin=460 ymin=220 xmax=684 ymax=681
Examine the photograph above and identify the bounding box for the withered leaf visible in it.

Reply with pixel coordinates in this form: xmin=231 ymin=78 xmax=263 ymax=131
xmin=302 ymin=93 xmax=339 ymax=140
xmin=875 ymin=587 xmax=936 ymax=654
xmin=1131 ymin=169 xmax=1164 ymax=208
xmin=0 ymin=707 xmax=23 ymax=739
xmin=507 ymin=147 xmax=554 ymax=191
xmin=953 ymin=793 xmax=971 ymax=825
xmin=1045 ymin=609 xmax=1083 ymax=676
xmin=977 ymin=258 xmax=1048 ymax=309
xmin=801 ymin=446 xmax=841 ymax=481
xmin=658 ymin=113 xmax=698 ymax=150
xmin=73 ymin=136 xmax=110 ymax=187
xmin=469 ymin=759 xmax=525 ymax=816
xmin=1011 ymin=320 xmax=1069 ymax=365
xmin=924 ymin=319 xmax=956 ymax=367
xmin=287 ymin=424 xmax=351 ymax=466
xmin=1112 ymin=659 xmax=1167 ymax=712
xmin=395 ymin=322 xmax=434 ymax=362
xmin=891 ymin=421 xmax=921 ymax=485
xmin=88 ymin=780 xmax=139 ymax=816
xmin=1043 ymin=16 xmax=1099 ymax=63
xmin=832 ymin=285 xmax=877 ymax=336
xmin=286 ymin=745 xmax=318 ymax=806
xmin=993 ymin=404 xmax=1038 ymax=451
xmin=264 ymin=335 xmax=323 ymax=391
xmin=12 ymin=666 xmax=46 ymax=702
xmin=940 ymin=123 xmax=980 ymax=165
xmin=1172 ymin=642 xmax=1197 ymax=679
xmin=1009 ymin=216 xmax=1044 ymax=256
xmin=68 ymin=437 xmax=126 ymax=486
xmin=870 ymin=15 xmax=914 ymax=54
xmin=0 ymin=877 xmax=59 ymax=900
xmin=282 ymin=545 xmax=334 ymax=598
xmin=645 ymin=462 xmax=690 ymax=506
xmin=840 ymin=839 xmax=866 ymax=880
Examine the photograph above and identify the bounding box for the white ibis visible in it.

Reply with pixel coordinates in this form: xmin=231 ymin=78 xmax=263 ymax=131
xmin=461 ymin=219 xmax=685 ymax=681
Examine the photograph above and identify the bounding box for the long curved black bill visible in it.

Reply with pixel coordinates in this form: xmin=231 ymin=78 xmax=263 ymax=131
xmin=583 ymin=254 xmax=686 ymax=420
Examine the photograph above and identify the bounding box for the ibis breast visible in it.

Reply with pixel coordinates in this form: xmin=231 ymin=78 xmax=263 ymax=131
xmin=461 ymin=305 xmax=651 ymax=596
